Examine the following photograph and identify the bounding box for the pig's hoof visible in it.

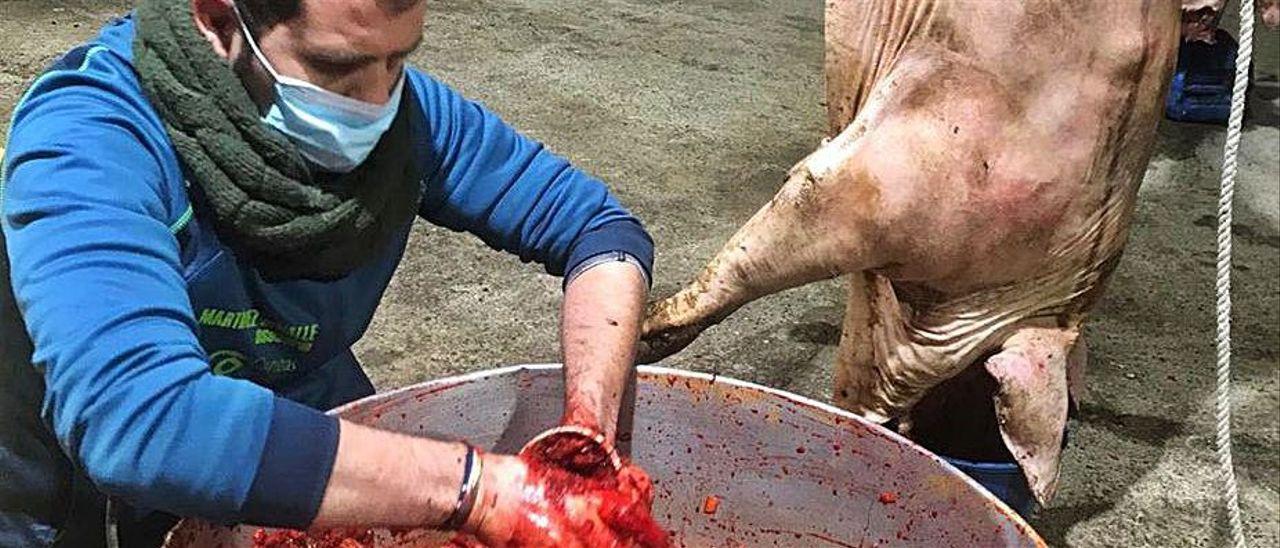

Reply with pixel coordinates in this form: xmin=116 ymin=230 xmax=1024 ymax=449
xmin=636 ymin=323 xmax=707 ymax=364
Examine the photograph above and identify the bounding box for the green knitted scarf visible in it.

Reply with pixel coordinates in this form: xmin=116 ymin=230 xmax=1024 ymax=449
xmin=132 ymin=0 xmax=423 ymax=281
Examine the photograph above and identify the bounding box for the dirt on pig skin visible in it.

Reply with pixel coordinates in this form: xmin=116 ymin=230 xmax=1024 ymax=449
xmin=3 ymin=1 xmax=1274 ymax=547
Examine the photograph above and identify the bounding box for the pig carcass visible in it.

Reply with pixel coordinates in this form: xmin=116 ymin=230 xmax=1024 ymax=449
xmin=639 ymin=0 xmax=1183 ymax=506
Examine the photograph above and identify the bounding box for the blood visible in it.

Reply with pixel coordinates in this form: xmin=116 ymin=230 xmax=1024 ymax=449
xmin=522 ymin=429 xmax=616 ymax=478
xmin=251 ymin=527 xmax=374 ymax=548
xmin=512 ymin=435 xmax=670 ymax=547
xmin=451 ymin=434 xmax=672 ymax=547
xmin=444 ymin=536 xmax=486 ymax=547
xmin=878 ymin=491 xmax=899 ymax=504
xmin=701 ymin=495 xmax=720 ymax=515
xmin=255 ymin=429 xmax=669 ymax=547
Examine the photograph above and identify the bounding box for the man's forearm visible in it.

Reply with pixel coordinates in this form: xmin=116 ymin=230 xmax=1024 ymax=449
xmin=560 ymin=261 xmax=648 ymax=443
xmin=310 ymin=420 xmax=467 ymax=529
xmin=305 ymin=258 xmax=646 ymax=528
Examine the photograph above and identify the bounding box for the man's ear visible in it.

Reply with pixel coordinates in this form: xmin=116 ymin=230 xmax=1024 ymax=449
xmin=192 ymin=0 xmax=239 ymax=60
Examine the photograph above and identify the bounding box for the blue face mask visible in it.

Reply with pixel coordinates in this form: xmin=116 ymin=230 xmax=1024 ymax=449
xmin=235 ymin=5 xmax=405 ymax=173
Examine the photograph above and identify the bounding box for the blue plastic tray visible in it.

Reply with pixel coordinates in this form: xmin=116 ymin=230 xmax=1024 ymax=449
xmin=1166 ymin=29 xmax=1240 ymax=124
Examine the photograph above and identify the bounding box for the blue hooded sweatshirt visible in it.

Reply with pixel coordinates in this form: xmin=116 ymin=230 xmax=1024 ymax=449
xmin=0 ymin=14 xmax=652 ymax=545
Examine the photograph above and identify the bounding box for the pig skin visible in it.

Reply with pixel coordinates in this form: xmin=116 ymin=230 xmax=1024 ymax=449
xmin=640 ymin=0 xmax=1182 ymax=506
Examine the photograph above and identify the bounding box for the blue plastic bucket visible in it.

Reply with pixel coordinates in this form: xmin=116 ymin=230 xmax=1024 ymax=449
xmin=1165 ymin=28 xmax=1240 ymax=124
xmin=942 ymin=456 xmax=1038 ymax=518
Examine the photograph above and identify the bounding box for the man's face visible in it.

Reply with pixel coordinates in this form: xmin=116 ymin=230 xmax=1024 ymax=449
xmin=198 ymin=0 xmax=427 ymax=108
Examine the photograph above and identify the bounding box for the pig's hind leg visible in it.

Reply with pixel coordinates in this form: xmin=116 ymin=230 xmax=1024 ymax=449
xmin=638 ymin=122 xmax=890 ymax=364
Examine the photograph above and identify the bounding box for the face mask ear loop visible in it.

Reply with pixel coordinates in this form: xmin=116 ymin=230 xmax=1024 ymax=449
xmin=232 ymin=2 xmax=284 ymax=82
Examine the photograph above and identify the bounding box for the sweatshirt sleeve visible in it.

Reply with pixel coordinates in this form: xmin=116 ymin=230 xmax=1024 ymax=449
xmin=409 ymin=70 xmax=654 ymax=282
xmin=1 ymin=48 xmax=335 ymax=527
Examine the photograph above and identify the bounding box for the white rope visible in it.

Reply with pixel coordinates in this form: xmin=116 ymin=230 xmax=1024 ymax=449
xmin=1215 ymin=1 xmax=1253 ymax=547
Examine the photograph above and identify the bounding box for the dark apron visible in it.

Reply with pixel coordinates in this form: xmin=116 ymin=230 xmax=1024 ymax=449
xmin=1 ymin=60 xmax=425 ymax=544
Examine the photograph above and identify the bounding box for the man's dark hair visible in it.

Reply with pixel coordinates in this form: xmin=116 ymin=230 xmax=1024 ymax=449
xmin=238 ymin=0 xmax=301 ymax=31
xmin=238 ymin=0 xmax=423 ymax=31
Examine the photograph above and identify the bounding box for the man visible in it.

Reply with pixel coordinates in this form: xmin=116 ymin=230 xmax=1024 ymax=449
xmin=0 ymin=0 xmax=653 ymax=545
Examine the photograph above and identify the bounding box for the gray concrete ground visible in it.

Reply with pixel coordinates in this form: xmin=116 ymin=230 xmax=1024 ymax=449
xmin=2 ymin=1 xmax=1277 ymax=546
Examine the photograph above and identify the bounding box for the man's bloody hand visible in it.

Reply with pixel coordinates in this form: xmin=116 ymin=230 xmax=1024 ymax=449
xmin=460 ymin=433 xmax=670 ymax=547
xmin=521 ymin=427 xmax=621 ymax=478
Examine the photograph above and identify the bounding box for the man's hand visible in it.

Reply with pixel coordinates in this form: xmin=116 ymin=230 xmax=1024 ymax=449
xmin=277 ymin=260 xmax=646 ymax=533
xmin=559 ymin=261 xmax=648 ymax=444
xmin=461 ymin=453 xmax=668 ymax=548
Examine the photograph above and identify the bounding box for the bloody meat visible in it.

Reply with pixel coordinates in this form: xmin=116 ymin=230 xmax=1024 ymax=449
xmin=251 ymin=527 xmax=374 ymax=548
xmin=254 ymin=434 xmax=671 ymax=547
xmin=701 ymin=495 xmax=720 ymax=515
xmin=448 ymin=434 xmax=671 ymax=547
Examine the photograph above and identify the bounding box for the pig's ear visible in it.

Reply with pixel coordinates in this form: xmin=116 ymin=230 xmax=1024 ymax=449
xmin=984 ymin=327 xmax=1078 ymax=506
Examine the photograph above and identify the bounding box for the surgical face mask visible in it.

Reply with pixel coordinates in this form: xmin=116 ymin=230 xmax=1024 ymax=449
xmin=234 ymin=5 xmax=405 ymax=173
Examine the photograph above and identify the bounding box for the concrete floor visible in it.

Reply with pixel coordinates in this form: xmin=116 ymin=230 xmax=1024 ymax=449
xmin=2 ymin=1 xmax=1277 ymax=546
